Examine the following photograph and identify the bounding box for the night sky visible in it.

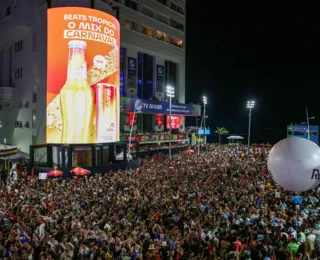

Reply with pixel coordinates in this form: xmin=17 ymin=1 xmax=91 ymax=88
xmin=186 ymin=4 xmax=320 ymax=144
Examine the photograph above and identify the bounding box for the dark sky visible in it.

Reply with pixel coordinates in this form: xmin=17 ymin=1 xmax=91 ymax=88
xmin=186 ymin=4 xmax=320 ymax=144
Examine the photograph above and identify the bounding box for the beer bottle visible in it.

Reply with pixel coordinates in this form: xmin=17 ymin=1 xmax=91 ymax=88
xmin=60 ymin=40 xmax=94 ymax=143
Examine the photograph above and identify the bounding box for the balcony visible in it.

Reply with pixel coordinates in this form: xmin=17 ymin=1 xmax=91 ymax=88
xmin=140 ymin=0 xmax=185 ymax=22
xmin=121 ymin=27 xmax=184 ymax=60
xmin=39 ymin=4 xmax=47 ymax=21
xmin=51 ymin=0 xmax=90 ymax=7
xmin=120 ymin=6 xmax=184 ymax=40
xmin=0 ymin=87 xmax=16 ymax=105
xmin=0 ymin=13 xmax=32 ymax=38
xmin=0 ymin=16 xmax=13 ymax=34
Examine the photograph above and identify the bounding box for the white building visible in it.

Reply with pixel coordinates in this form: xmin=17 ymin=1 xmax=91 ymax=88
xmin=0 ymin=0 xmax=186 ymax=153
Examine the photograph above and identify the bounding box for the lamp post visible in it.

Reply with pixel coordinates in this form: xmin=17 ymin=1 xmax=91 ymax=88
xmin=306 ymin=107 xmax=315 ymax=140
xmin=203 ymin=96 xmax=207 ymax=144
xmin=246 ymin=100 xmax=255 ymax=146
xmin=197 ymin=112 xmax=204 ymax=155
xmin=128 ymin=101 xmax=140 ymax=161
xmin=167 ymin=86 xmax=175 ymax=159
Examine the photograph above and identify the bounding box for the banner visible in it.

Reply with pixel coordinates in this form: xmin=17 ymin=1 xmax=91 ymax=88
xmin=155 ymin=114 xmax=164 ymax=132
xmin=166 ymin=115 xmax=182 ymax=129
xmin=46 ymin=7 xmax=120 ymax=144
xmin=127 ymin=57 xmax=137 ymax=94
xmin=156 ymin=65 xmax=164 ymax=94
xmin=120 ymin=133 xmax=187 ymax=142
xmin=124 ymin=113 xmax=137 ymax=132
xmin=120 ymin=97 xmax=201 ymax=116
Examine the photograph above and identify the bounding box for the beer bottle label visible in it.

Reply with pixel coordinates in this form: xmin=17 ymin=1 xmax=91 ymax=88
xmin=72 ymin=62 xmax=87 ymax=78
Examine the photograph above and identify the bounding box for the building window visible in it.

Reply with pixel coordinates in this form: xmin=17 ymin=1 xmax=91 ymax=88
xmin=170 ymin=19 xmax=184 ymax=31
xmin=155 ymin=0 xmax=167 ymax=5
xmin=120 ymin=48 xmax=126 ymax=97
xmin=8 ymin=47 xmax=12 ymax=87
xmin=15 ymin=68 xmax=23 ymax=79
xmin=170 ymin=36 xmax=183 ymax=48
xmin=157 ymin=13 xmax=168 ymax=25
xmin=32 ymin=92 xmax=37 ymax=103
xmin=165 ymin=60 xmax=177 ymax=100
xmin=4 ymin=6 xmax=11 ymax=17
xmin=125 ymin=0 xmax=137 ymax=10
xmin=142 ymin=54 xmax=154 ymax=99
xmin=137 ymin=53 xmax=143 ymax=98
xmin=142 ymin=25 xmax=152 ymax=36
xmin=170 ymin=2 xmax=184 ymax=15
xmin=124 ymin=19 xmax=137 ymax=31
xmin=15 ymin=40 xmax=23 ymax=53
xmin=141 ymin=6 xmax=153 ymax=18
xmin=0 ymin=51 xmax=3 ymax=87
xmin=157 ymin=31 xmax=167 ymax=42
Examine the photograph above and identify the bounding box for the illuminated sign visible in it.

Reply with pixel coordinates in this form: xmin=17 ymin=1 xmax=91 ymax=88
xmin=166 ymin=115 xmax=183 ymax=129
xmin=46 ymin=7 xmax=120 ymax=144
xmin=198 ymin=129 xmax=211 ymax=135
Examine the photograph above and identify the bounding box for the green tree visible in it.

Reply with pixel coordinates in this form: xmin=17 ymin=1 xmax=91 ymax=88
xmin=215 ymin=127 xmax=229 ymax=144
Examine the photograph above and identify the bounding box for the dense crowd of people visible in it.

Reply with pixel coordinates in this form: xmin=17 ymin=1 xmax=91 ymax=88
xmin=1 ymin=144 xmax=320 ymax=259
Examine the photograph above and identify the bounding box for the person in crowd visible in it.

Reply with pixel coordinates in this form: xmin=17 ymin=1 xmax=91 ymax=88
xmin=0 ymin=143 xmax=319 ymax=259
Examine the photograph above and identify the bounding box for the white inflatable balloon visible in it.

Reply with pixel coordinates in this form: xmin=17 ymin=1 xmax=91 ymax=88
xmin=267 ymin=137 xmax=320 ymax=192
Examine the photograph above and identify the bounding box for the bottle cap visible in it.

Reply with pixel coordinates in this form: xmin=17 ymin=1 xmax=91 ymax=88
xmin=68 ymin=40 xmax=87 ymax=48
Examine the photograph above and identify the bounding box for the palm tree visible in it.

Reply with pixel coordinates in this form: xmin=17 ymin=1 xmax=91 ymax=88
xmin=215 ymin=127 xmax=229 ymax=144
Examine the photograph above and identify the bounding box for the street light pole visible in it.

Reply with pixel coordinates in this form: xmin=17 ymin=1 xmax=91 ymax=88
xmin=306 ymin=107 xmax=315 ymax=140
xmin=128 ymin=108 xmax=138 ymax=161
xmin=169 ymin=94 xmax=172 ymax=159
xmin=247 ymin=101 xmax=255 ymax=146
xmin=198 ymin=110 xmax=204 ymax=156
xmin=203 ymin=96 xmax=207 ymax=144
xmin=167 ymin=86 xmax=175 ymax=159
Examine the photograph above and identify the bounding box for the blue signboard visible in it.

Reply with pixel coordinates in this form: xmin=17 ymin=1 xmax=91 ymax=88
xmin=120 ymin=97 xmax=201 ymax=116
xmin=198 ymin=129 xmax=211 ymax=135
xmin=287 ymin=125 xmax=319 ymax=145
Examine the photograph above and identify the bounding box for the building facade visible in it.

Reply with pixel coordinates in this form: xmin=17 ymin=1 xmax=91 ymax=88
xmin=0 ymin=0 xmax=187 ymax=153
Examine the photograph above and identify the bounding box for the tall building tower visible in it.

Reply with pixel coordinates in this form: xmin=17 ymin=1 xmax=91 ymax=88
xmin=0 ymin=0 xmax=187 ymax=153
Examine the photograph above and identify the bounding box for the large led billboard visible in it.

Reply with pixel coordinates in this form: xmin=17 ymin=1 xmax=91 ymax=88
xmin=46 ymin=7 xmax=120 ymax=144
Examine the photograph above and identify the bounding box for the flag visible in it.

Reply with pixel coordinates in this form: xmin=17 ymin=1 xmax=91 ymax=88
xmin=39 ymin=223 xmax=45 ymax=239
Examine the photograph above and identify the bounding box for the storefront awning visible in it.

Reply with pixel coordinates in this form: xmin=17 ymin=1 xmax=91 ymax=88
xmin=120 ymin=97 xmax=201 ymax=116
xmin=0 ymin=150 xmax=29 ymax=160
xmin=0 ymin=144 xmax=18 ymax=157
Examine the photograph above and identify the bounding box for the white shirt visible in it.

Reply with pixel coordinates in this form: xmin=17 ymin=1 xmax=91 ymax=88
xmin=201 ymin=230 xmax=213 ymax=241
xmin=307 ymin=234 xmax=316 ymax=243
xmin=9 ymin=170 xmax=17 ymax=181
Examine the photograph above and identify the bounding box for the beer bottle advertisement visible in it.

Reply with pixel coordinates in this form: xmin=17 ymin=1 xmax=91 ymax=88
xmin=46 ymin=7 xmax=120 ymax=144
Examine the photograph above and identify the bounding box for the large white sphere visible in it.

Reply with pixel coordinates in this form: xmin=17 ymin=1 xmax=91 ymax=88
xmin=267 ymin=137 xmax=320 ymax=192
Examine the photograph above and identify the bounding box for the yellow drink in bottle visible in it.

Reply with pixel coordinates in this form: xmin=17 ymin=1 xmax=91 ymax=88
xmin=60 ymin=40 xmax=94 ymax=143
